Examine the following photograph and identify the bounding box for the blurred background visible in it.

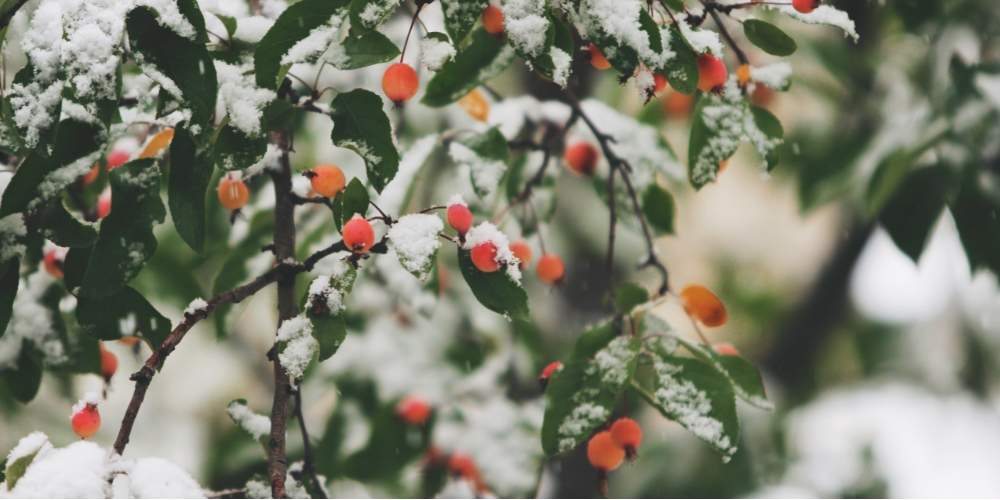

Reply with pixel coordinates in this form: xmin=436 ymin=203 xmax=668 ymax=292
xmin=4 ymin=0 xmax=1000 ymax=497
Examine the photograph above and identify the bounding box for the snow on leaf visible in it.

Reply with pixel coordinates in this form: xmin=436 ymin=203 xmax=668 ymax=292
xmin=276 ymin=315 xmax=317 ymax=379
xmin=227 ymin=399 xmax=272 ymax=440
xmin=387 ymin=213 xmax=444 ymax=282
xmin=577 ymin=99 xmax=684 ymax=185
xmin=771 ymin=4 xmax=859 ymax=42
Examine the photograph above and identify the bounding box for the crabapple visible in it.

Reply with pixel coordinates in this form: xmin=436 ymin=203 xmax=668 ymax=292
xmin=564 ymin=142 xmax=598 ymax=176
xmin=470 ymin=242 xmax=500 ymax=273
xmin=43 ymin=248 xmax=65 ymax=278
xmin=679 ymin=284 xmax=728 ymax=327
xmin=663 ymin=90 xmax=695 ymax=118
xmin=396 ymin=396 xmax=432 ymax=426
xmin=97 ymin=188 xmax=112 ymax=219
xmin=587 ymin=430 xmax=625 ymax=472
xmin=342 ymin=215 xmax=375 ymax=253
xmin=119 ymin=337 xmax=141 ymax=347
xmin=107 ymin=150 xmax=130 ymax=169
xmin=610 ymin=418 xmax=642 ymax=458
xmin=509 ymin=240 xmax=532 ymax=270
xmin=696 ymin=54 xmax=727 ymax=93
xmin=737 ymin=64 xmax=751 ymax=87
xmin=101 ymin=346 xmax=118 ymax=382
xmin=459 ymin=89 xmax=490 ymax=122
xmin=714 ymin=342 xmax=740 ymax=356
xmin=538 ymin=361 xmax=562 ymax=388
xmin=447 ymin=203 xmax=473 ymax=236
xmin=71 ymin=402 xmax=100 ymax=439
xmin=217 ymin=177 xmax=250 ymax=211
xmin=719 ymin=159 xmax=730 ymax=173
xmin=588 ymin=44 xmax=611 ymax=70
xmin=653 ymin=74 xmax=667 ymax=96
xmin=382 ymin=63 xmax=419 ymax=106
xmin=481 ymin=5 xmax=504 ymax=35
xmin=536 ymin=254 xmax=565 ymax=284
xmin=305 ymin=164 xmax=346 ymax=197
xmin=792 ymin=0 xmax=820 ymax=14
xmin=448 ymin=453 xmax=488 ymax=491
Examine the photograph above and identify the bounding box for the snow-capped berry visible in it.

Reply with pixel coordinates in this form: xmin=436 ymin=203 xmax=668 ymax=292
xmin=536 ymin=254 xmax=565 ymax=284
xmin=588 ymin=44 xmax=611 ymax=70
xmin=107 ymin=150 xmax=130 ymax=169
xmin=342 ymin=215 xmax=375 ymax=253
xmin=509 ymin=240 xmax=532 ymax=270
xmin=305 ymin=164 xmax=346 ymax=197
xmin=382 ymin=63 xmax=419 ymax=106
xmin=97 ymin=188 xmax=112 ymax=219
xmin=459 ymin=89 xmax=489 ymax=122
xmin=538 ymin=361 xmax=562 ymax=388
xmin=714 ymin=342 xmax=740 ymax=356
xmin=101 ymin=347 xmax=118 ymax=382
xmin=610 ymin=418 xmax=642 ymax=456
xmin=81 ymin=163 xmax=100 ymax=185
xmin=679 ymin=284 xmax=728 ymax=327
xmin=470 ymin=242 xmax=500 ymax=273
xmin=138 ymin=128 xmax=175 ymax=159
xmin=696 ymin=54 xmax=728 ymax=93
xmin=481 ymin=5 xmax=504 ymax=35
xmin=564 ymin=142 xmax=598 ymax=176
xmin=43 ymin=248 xmax=66 ymax=278
xmin=217 ymin=177 xmax=250 ymax=211
xmin=71 ymin=398 xmax=101 ymax=439
xmin=587 ymin=431 xmax=625 ymax=472
xmin=447 ymin=204 xmax=473 ymax=235
xmin=396 ymin=396 xmax=432 ymax=426
xmin=792 ymin=0 xmax=820 ymax=14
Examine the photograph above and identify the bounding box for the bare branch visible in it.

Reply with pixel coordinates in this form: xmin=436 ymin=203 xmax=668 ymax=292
xmin=292 ymin=386 xmax=327 ymax=498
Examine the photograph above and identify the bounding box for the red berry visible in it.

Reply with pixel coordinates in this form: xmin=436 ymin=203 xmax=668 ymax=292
xmin=218 ymin=177 xmax=250 ymax=210
xmin=792 ymin=0 xmax=820 ymax=14
xmin=539 ymin=361 xmax=562 ymax=388
xmin=662 ymin=90 xmax=695 ymax=118
xmin=396 ymin=396 xmax=432 ymax=426
xmin=343 ymin=215 xmax=375 ymax=254
xmin=653 ymin=74 xmax=667 ymax=95
xmin=97 ymin=188 xmax=112 ymax=219
xmin=481 ymin=5 xmax=504 ymax=35
xmin=564 ymin=142 xmax=598 ymax=176
xmin=536 ymin=254 xmax=565 ymax=284
xmin=107 ymin=150 xmax=130 ymax=170
xmin=448 ymin=453 xmax=488 ymax=491
xmin=588 ymin=44 xmax=611 ymax=70
xmin=447 ymin=204 xmax=473 ymax=235
xmin=696 ymin=54 xmax=728 ymax=93
xmin=679 ymin=284 xmax=728 ymax=327
xmin=306 ymin=164 xmax=346 ymax=198
xmin=610 ymin=418 xmax=642 ymax=455
xmin=714 ymin=342 xmax=740 ymax=356
xmin=100 ymin=346 xmax=117 ymax=382
xmin=587 ymin=431 xmax=625 ymax=472
xmin=470 ymin=242 xmax=500 ymax=273
xmin=509 ymin=240 xmax=532 ymax=270
xmin=382 ymin=63 xmax=419 ymax=106
xmin=43 ymin=248 xmax=65 ymax=278
xmin=71 ymin=403 xmax=101 ymax=439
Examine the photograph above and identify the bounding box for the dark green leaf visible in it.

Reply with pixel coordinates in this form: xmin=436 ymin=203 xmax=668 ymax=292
xmin=254 ymin=0 xmax=351 ymax=89
xmin=439 ymin=0 xmax=488 ymax=45
xmin=880 ymin=166 xmax=954 ymax=262
xmin=63 ymin=246 xmax=92 ymax=293
xmin=308 ymin=310 xmax=347 ymax=362
xmin=748 ymin=106 xmax=783 ymax=171
xmin=349 ymin=0 xmax=398 ymax=35
xmin=217 ymin=14 xmax=238 ymax=38
xmin=743 ymin=19 xmax=797 ymax=56
xmin=330 ymin=89 xmax=399 ymax=193
xmin=214 ymin=124 xmax=267 ymax=171
xmin=76 ymin=286 xmax=172 ymax=349
xmin=176 ymin=0 xmax=210 ymax=43
xmin=568 ymin=320 xmax=615 ymax=362
xmin=866 ymin=149 xmax=917 ymax=216
xmin=40 ymin=200 xmax=98 ymax=248
xmin=642 ymin=184 xmax=676 ymax=235
xmin=615 ymin=283 xmax=649 ymax=313
xmin=422 ymin=28 xmax=515 ymax=108
xmin=262 ymin=100 xmax=295 ymax=132
xmin=1 ymin=344 xmax=42 ymax=403
xmin=0 ymin=258 xmax=18 ymax=339
xmin=688 ymin=94 xmax=742 ymax=190
xmin=3 ymin=434 xmax=45 ymax=489
xmin=540 ymin=361 xmax=616 ymax=456
xmin=663 ymin=26 xmax=699 ymax=95
xmin=169 ymin=126 xmax=214 ymax=254
xmin=331 ymin=178 xmax=370 ymax=231
xmin=952 ymin=179 xmax=1000 ymax=276
xmin=457 ymin=248 xmax=529 ymax=320
xmin=339 ymin=30 xmax=400 ymax=69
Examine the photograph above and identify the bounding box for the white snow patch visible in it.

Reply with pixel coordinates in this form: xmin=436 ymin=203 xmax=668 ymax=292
xmin=226 ymin=400 xmax=271 ymax=439
xmin=276 ymin=315 xmax=317 ymax=379
xmin=503 ymin=0 xmax=550 ymax=58
xmin=771 ymin=4 xmax=858 ymax=42
xmin=387 ymin=213 xmax=444 ymax=282
xmin=449 ymin=142 xmax=506 ymax=197
xmin=420 ymin=37 xmax=456 ymax=72
xmin=183 ymin=298 xmax=208 ymax=316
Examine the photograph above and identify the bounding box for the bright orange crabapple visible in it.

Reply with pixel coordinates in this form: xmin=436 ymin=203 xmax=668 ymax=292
xmin=43 ymin=248 xmax=66 ymax=278
xmin=97 ymin=187 xmax=112 ymax=219
xmin=737 ymin=64 xmax=751 ymax=87
xmin=509 ymin=240 xmax=532 ymax=270
xmin=100 ymin=345 xmax=118 ymax=382
xmin=481 ymin=5 xmax=504 ymax=36
xmin=119 ymin=336 xmax=141 ymax=347
xmin=564 ymin=141 xmax=599 ymax=176
xmin=382 ymin=62 xmax=419 ymax=106
xmin=588 ymin=44 xmax=611 ymax=70
xmin=536 ymin=254 xmax=565 ymax=284
xmin=696 ymin=53 xmax=728 ymax=93
xmin=470 ymin=241 xmax=500 ymax=273
xmin=459 ymin=89 xmax=490 ymax=122
xmin=610 ymin=418 xmax=643 ymax=458
xmin=71 ymin=399 xmax=101 ymax=439
xmin=217 ymin=177 xmax=250 ymax=211
xmin=792 ymin=0 xmax=821 ymax=14
xmin=342 ymin=215 xmax=375 ymax=254
xmin=304 ymin=164 xmax=346 ymax=198
xmin=587 ymin=430 xmax=625 ymax=472
xmin=447 ymin=203 xmax=473 ymax=236
xmin=679 ymin=284 xmax=728 ymax=327
xmin=396 ymin=396 xmax=433 ymax=426
xmin=714 ymin=342 xmax=740 ymax=356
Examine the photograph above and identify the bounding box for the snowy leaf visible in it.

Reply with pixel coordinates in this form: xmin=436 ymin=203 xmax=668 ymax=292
xmin=743 ymin=19 xmax=797 ymax=57
xmin=330 ymin=89 xmax=399 ymax=193
xmin=4 ymin=432 xmax=48 ymax=490
xmin=7 ymin=63 xmax=63 ymax=153
xmin=674 ymin=336 xmax=772 ymax=410
xmin=457 ymin=248 xmax=529 ymax=320
xmin=749 ymin=63 xmax=793 ymax=92
xmin=227 ymin=399 xmax=271 ymax=440
xmin=688 ymin=89 xmax=743 ymax=190
xmin=253 ymin=0 xmax=351 ymax=89
xmin=450 ymin=126 xmax=510 ymax=198
xmin=307 ymin=308 xmax=347 ymax=362
xmin=387 ymin=213 xmax=444 ymax=282
xmin=40 ymin=200 xmax=98 ymax=248
xmin=503 ymin=1 xmax=573 ymax=86
xmin=642 ymin=183 xmax=676 ymax=235
xmin=76 ymin=286 xmax=172 ymax=350
xmin=0 ymin=344 xmax=42 ymax=403
xmin=301 ymin=269 xmax=353 ymax=361
xmin=770 ymin=5 xmax=859 ymax=42
xmin=169 ymin=126 xmax=213 ymax=254
xmin=663 ymin=26 xmax=699 ymax=95
xmin=422 ymin=28 xmax=516 ymax=108
xmin=421 ymin=32 xmax=455 ymax=72
xmin=568 ymin=320 xmax=616 ymax=362
xmin=214 ymin=123 xmax=268 ymax=171
xmin=439 ymin=0 xmax=488 ymax=45
xmin=78 ymin=159 xmax=166 ymax=297
xmin=567 ymin=0 xmax=674 ymax=73
xmin=176 ymin=0 xmax=211 ymax=43
xmin=951 ymin=178 xmax=1000 ymax=276
xmin=349 ymin=0 xmax=400 ymax=35
xmin=331 ymin=178 xmax=370 ymax=231
xmin=746 ymin=105 xmax=783 ymax=171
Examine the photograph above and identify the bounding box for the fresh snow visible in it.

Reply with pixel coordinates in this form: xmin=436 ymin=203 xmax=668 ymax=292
xmin=276 ymin=315 xmax=317 ymax=379
xmin=772 ymin=4 xmax=859 ymax=42
xmin=232 ymin=16 xmax=274 ymax=44
xmin=677 ymin=17 xmax=724 ymax=56
xmin=420 ymin=37 xmax=456 ymax=72
xmin=449 ymin=142 xmax=506 ymax=197
xmin=226 ymin=400 xmax=271 ymax=439
xmin=387 ymin=213 xmax=444 ymax=282
xmin=569 ymin=0 xmax=676 ymax=70
xmin=749 ymin=62 xmax=793 ymax=91
xmin=653 ymin=358 xmax=736 ymax=461
xmin=215 ymin=58 xmax=277 ymax=137
xmin=503 ymin=0 xmax=550 ymax=58
xmin=183 ymin=298 xmax=208 ymax=316
xmin=70 ymin=392 xmax=101 ymax=417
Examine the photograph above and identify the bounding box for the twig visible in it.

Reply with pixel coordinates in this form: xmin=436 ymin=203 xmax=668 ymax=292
xmin=605 ymin=163 xmax=618 ymax=310
xmin=290 ymin=193 xmax=333 ymax=208
xmin=705 ymin=5 xmax=749 ymax=65
xmin=292 ymin=386 xmax=327 ymax=498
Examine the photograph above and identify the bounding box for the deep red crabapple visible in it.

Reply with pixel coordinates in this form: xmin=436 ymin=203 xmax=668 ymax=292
xmin=509 ymin=240 xmax=532 ymax=270
xmin=536 ymin=254 xmax=565 ymax=284
xmin=538 ymin=361 xmax=563 ymax=388
xmin=447 ymin=203 xmax=473 ymax=236
xmin=97 ymin=188 xmax=111 ymax=219
xmin=342 ymin=215 xmax=375 ymax=253
xmin=107 ymin=150 xmax=130 ymax=170
xmin=305 ymin=164 xmax=346 ymax=198
xmin=792 ymin=0 xmax=820 ymax=14
xmin=653 ymin=73 xmax=667 ymax=96
xmin=481 ymin=5 xmax=504 ymax=35
xmin=696 ymin=53 xmax=728 ymax=93
xmin=587 ymin=430 xmax=625 ymax=472
xmin=679 ymin=284 xmax=728 ymax=327
xmin=217 ymin=177 xmax=250 ymax=211
xmin=396 ymin=396 xmax=432 ymax=426
xmin=382 ymin=63 xmax=419 ymax=106
xmin=470 ymin=241 xmax=500 ymax=273
xmin=610 ymin=418 xmax=643 ymax=458
xmin=564 ymin=142 xmax=598 ymax=176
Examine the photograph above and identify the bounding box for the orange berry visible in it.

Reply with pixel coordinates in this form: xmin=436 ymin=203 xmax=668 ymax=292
xmin=587 ymin=431 xmax=625 ymax=472
xmin=564 ymin=142 xmax=598 ymax=176
xmin=459 ymin=89 xmax=490 ymax=122
xmin=588 ymin=44 xmax=611 ymax=70
xmin=342 ymin=215 xmax=375 ymax=253
xmin=509 ymin=240 xmax=532 ymax=270
xmin=81 ymin=163 xmax=100 ymax=185
xmin=536 ymin=254 xmax=564 ymax=284
xmin=610 ymin=418 xmax=642 ymax=454
xmin=382 ymin=63 xmax=419 ymax=106
xmin=396 ymin=396 xmax=432 ymax=426
xmin=470 ymin=242 xmax=500 ymax=273
xmin=447 ymin=203 xmax=473 ymax=235
xmin=719 ymin=159 xmax=729 ymax=173
xmin=696 ymin=54 xmax=727 ymax=93
xmin=481 ymin=5 xmax=504 ymax=35
xmin=663 ymin=90 xmax=695 ymax=119
xmin=107 ymin=150 xmax=130 ymax=169
xmin=306 ymin=164 xmax=346 ymax=197
xmin=679 ymin=284 xmax=728 ymax=327
xmin=138 ymin=128 xmax=174 ymax=159
xmin=97 ymin=188 xmax=112 ymax=219
xmin=43 ymin=248 xmax=65 ymax=278
xmin=737 ymin=64 xmax=751 ymax=87
xmin=101 ymin=347 xmax=117 ymax=382
xmin=714 ymin=342 xmax=740 ymax=356
xmin=71 ymin=403 xmax=101 ymax=439
xmin=653 ymin=74 xmax=667 ymax=96
xmin=792 ymin=0 xmax=820 ymax=13
xmin=217 ymin=177 xmax=250 ymax=210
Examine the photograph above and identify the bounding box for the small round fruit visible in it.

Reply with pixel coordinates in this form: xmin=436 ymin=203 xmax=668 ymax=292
xmin=448 ymin=454 xmax=487 ymax=491
xmin=107 ymin=150 xmax=130 ymax=169
xmin=714 ymin=342 xmax=740 ymax=356
xmin=43 ymin=249 xmax=65 ymax=278
xmin=737 ymin=64 xmax=751 ymax=87
xmin=610 ymin=418 xmax=643 ymax=454
xmin=751 ymin=84 xmax=774 ymax=107
xmin=539 ymin=361 xmax=562 ymax=388
xmin=663 ymin=90 xmax=695 ymax=118
xmin=509 ymin=240 xmax=532 ymax=270
xmin=481 ymin=5 xmax=504 ymax=35
xmin=792 ymin=0 xmax=820 ymax=14
xmin=719 ymin=159 xmax=730 ymax=173
xmin=81 ymin=163 xmax=100 ymax=185
xmin=217 ymin=177 xmax=250 ymax=211
xmin=589 ymin=44 xmax=611 ymax=70
xmin=587 ymin=431 xmax=625 ymax=472
xmin=696 ymin=54 xmax=728 ymax=93
xmin=679 ymin=284 xmax=728 ymax=327
xmin=564 ymin=142 xmax=598 ymax=176
xmin=72 ymin=404 xmax=101 ymax=439
xmin=536 ymin=254 xmax=565 ymax=284
xmin=342 ymin=215 xmax=375 ymax=254
xmin=382 ymin=63 xmax=419 ymax=106
xmin=97 ymin=188 xmax=112 ymax=219
xmin=653 ymin=74 xmax=667 ymax=96
xmin=447 ymin=204 xmax=473 ymax=235
xmin=470 ymin=242 xmax=500 ymax=273
xmin=396 ymin=396 xmax=432 ymax=426
xmin=101 ymin=347 xmax=118 ymax=382
xmin=459 ymin=89 xmax=489 ymax=122
xmin=306 ymin=164 xmax=346 ymax=197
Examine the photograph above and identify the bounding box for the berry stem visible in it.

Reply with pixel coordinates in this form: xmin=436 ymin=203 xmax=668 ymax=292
xmin=705 ymin=5 xmax=750 ymax=66
xmin=399 ymin=4 xmax=424 ymax=63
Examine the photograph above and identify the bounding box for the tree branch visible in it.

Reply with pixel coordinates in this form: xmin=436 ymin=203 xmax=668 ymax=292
xmin=292 ymin=386 xmax=327 ymax=498
xmin=706 ymin=5 xmax=749 ymax=66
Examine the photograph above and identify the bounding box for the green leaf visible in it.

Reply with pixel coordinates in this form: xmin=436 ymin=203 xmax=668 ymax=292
xmin=127 ymin=6 xmax=218 ymax=128
xmin=262 ymin=100 xmax=295 ymax=132
xmin=952 ymin=179 xmax=1000 ymax=276
xmin=506 ymin=7 xmax=573 ymax=85
xmin=451 ymin=126 xmax=509 ymax=197
xmin=439 ymin=0 xmax=488 ymax=45
xmin=615 ymin=283 xmax=649 ymax=313
xmin=568 ymin=320 xmax=616 ymax=362
xmin=688 ymin=91 xmax=743 ymax=190
xmin=330 ymin=89 xmax=399 ymax=193
xmin=254 ymin=0 xmax=351 ymax=89
xmin=664 ymin=26 xmax=699 ymax=95
xmin=880 ymin=166 xmax=954 ymax=262
xmin=76 ymin=286 xmax=172 ymax=349
xmin=457 ymin=248 xmax=529 ymax=320
xmin=338 ymin=30 xmax=400 ymax=70
xmin=63 ymin=246 xmax=91 ymax=293
xmin=747 ymin=106 xmax=783 ymax=171
xmin=217 ymin=14 xmax=238 ymax=38
xmin=169 ymin=126 xmax=214 ymax=254
xmin=78 ymin=159 xmax=166 ymax=297
xmin=866 ymin=149 xmax=917 ymax=216
xmin=6 ymin=63 xmax=62 ymax=154
xmin=642 ymin=184 xmax=676 ymax=235
xmin=214 ymin=124 xmax=267 ymax=171
xmin=349 ymin=0 xmax=398 ymax=35
xmin=4 ymin=433 xmax=47 ymax=490
xmin=40 ymin=200 xmax=98 ymax=248
xmin=1 ymin=344 xmax=42 ymax=403
xmin=301 ymin=270 xmax=353 ymax=361
xmin=176 ymin=0 xmax=210 ymax=43
xmin=673 ymin=336 xmax=772 ymax=410
xmin=0 ymin=258 xmax=18 ymax=339
xmin=332 ymin=177 xmax=371 ymax=231
xmin=743 ymin=19 xmax=797 ymax=56
xmin=422 ymin=27 xmax=515 ymax=108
